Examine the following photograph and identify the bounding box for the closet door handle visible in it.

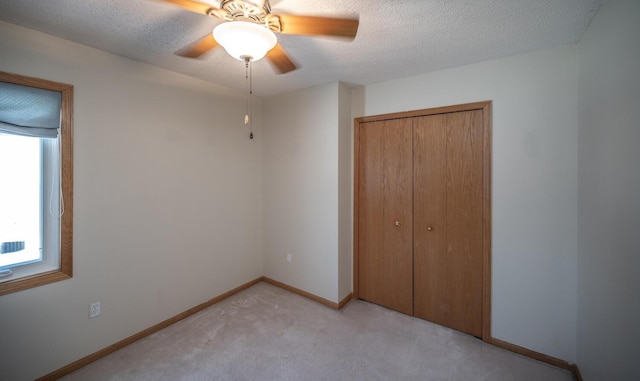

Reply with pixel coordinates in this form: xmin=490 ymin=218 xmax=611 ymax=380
xmin=395 ymin=221 xmax=401 ymax=227
xmin=427 ymin=226 xmax=433 ymax=231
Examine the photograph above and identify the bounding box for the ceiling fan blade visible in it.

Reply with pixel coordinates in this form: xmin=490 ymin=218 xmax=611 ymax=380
xmin=161 ymin=0 xmax=220 ymax=16
xmin=276 ymin=15 xmax=359 ymax=38
xmin=266 ymin=44 xmax=296 ymax=74
xmin=175 ymin=34 xmax=219 ymax=58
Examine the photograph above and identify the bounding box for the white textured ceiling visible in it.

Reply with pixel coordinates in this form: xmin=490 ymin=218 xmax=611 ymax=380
xmin=0 ymin=0 xmax=605 ymax=97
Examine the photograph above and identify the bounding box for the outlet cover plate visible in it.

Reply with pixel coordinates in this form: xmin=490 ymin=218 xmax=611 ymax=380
xmin=89 ymin=301 xmax=101 ymax=318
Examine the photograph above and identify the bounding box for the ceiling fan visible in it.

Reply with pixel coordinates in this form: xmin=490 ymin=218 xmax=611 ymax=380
xmin=163 ymin=0 xmax=359 ymax=74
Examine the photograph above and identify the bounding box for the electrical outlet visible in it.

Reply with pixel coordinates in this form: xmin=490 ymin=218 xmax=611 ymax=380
xmin=89 ymin=301 xmax=101 ymax=318
xmin=286 ymin=253 xmax=292 ymax=263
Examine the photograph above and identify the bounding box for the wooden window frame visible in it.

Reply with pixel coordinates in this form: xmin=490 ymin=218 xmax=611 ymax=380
xmin=0 ymin=71 xmax=74 ymax=296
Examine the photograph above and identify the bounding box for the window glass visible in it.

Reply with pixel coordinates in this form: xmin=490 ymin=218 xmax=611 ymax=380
xmin=0 ymin=133 xmax=42 ymax=269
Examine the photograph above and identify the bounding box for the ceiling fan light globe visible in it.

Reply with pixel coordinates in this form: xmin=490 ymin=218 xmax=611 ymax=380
xmin=213 ymin=21 xmax=277 ymax=62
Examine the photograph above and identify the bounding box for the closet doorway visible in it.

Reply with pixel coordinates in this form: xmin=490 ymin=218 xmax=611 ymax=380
xmin=353 ymin=101 xmax=491 ymax=339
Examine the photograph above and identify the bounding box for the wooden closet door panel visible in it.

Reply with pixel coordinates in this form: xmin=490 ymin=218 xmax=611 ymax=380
xmin=414 ymin=110 xmax=484 ymax=337
xmin=445 ymin=110 xmax=484 ymax=337
xmin=358 ymin=118 xmax=413 ymax=315
xmin=413 ymin=114 xmax=448 ymax=321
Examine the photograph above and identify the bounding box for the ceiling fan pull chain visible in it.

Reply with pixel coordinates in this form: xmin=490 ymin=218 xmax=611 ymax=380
xmin=244 ymin=58 xmax=250 ymax=126
xmin=249 ymin=59 xmax=254 ymax=139
xmin=243 ymin=57 xmax=255 ymax=139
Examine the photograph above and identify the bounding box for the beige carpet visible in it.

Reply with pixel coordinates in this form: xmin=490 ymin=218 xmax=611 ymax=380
xmin=62 ymin=282 xmax=574 ymax=380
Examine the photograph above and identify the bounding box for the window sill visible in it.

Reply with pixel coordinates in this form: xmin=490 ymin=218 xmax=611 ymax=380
xmin=0 ymin=268 xmax=72 ymax=296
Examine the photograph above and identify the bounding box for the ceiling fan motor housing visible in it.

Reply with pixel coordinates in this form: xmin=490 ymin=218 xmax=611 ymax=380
xmin=219 ymin=0 xmax=271 ymax=22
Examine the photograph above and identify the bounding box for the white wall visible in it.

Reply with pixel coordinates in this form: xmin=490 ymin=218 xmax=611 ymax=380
xmin=0 ymin=21 xmax=263 ymax=380
xmin=262 ymin=82 xmax=342 ymax=302
xmin=353 ymin=46 xmax=579 ymax=362
xmin=576 ymin=0 xmax=640 ymax=379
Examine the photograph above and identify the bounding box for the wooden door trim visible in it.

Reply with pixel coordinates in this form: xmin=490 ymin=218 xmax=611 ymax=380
xmin=355 ymin=101 xmax=491 ymax=124
xmin=353 ymin=101 xmax=492 ymax=340
xmin=481 ymin=101 xmax=492 ymax=340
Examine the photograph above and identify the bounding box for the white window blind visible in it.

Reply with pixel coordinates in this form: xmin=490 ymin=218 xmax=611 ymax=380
xmin=0 ymin=81 xmax=61 ymax=137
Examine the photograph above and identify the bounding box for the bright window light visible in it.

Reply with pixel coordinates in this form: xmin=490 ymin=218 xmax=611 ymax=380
xmin=0 ymin=133 xmax=42 ymax=269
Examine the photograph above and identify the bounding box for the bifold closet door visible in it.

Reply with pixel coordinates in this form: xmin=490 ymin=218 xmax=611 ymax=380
xmin=413 ymin=110 xmax=484 ymax=337
xmin=358 ymin=118 xmax=413 ymax=315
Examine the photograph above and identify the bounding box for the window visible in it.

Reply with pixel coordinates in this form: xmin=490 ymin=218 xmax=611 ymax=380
xmin=0 ymin=71 xmax=73 ymax=295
